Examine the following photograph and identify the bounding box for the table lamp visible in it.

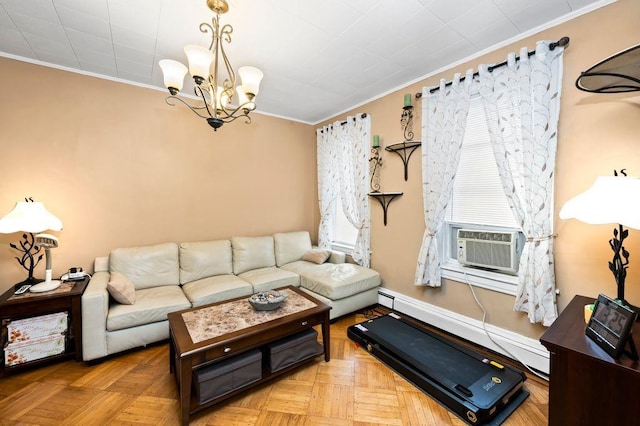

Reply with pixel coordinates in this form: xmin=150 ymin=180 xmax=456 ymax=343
xmin=559 ymin=173 xmax=640 ymax=308
xmin=0 ymin=198 xmax=63 ymax=288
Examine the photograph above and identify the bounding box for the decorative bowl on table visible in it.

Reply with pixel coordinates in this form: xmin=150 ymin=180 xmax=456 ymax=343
xmin=248 ymin=290 xmax=288 ymax=311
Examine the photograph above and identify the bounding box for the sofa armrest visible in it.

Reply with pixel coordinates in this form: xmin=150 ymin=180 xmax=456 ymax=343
xmin=81 ymin=270 xmax=110 ymax=361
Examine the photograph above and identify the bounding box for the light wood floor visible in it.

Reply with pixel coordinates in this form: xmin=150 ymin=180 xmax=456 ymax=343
xmin=0 ymin=310 xmax=548 ymax=425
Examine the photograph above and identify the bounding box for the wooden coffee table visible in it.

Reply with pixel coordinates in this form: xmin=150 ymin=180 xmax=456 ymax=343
xmin=168 ymin=286 xmax=331 ymax=425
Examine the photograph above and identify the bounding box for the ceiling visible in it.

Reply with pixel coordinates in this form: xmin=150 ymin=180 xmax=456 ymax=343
xmin=0 ymin=0 xmax=608 ymax=124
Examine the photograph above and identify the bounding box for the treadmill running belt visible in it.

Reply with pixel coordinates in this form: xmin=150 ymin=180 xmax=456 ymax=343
xmin=366 ymin=315 xmax=486 ymax=387
xmin=348 ymin=313 xmax=528 ymax=425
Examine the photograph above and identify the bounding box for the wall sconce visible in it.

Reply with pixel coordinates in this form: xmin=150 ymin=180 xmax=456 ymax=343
xmin=370 ymin=135 xmax=383 ymax=192
xmin=385 ymin=94 xmax=421 ymax=181
xmin=368 ymin=134 xmax=402 ymax=226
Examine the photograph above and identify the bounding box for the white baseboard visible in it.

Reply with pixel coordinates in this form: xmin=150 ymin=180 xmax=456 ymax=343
xmin=377 ymin=289 xmax=550 ymax=374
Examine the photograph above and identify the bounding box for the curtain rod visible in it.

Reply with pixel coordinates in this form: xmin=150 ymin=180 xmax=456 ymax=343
xmin=318 ymin=113 xmax=368 ymax=133
xmin=415 ymin=36 xmax=570 ymax=98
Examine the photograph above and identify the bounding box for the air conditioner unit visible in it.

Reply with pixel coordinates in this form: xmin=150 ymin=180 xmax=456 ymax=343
xmin=457 ymin=229 xmax=519 ymax=274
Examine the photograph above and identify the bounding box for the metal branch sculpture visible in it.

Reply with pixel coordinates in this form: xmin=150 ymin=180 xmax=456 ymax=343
xmin=10 ymin=232 xmax=43 ymax=282
xmin=608 ymin=224 xmax=630 ymax=301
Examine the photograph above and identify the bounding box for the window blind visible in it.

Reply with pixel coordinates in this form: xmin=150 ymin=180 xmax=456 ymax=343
xmin=446 ymin=97 xmax=519 ymax=229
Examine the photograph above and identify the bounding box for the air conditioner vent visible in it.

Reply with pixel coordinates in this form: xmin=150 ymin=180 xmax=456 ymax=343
xmin=457 ymin=229 xmax=518 ymax=273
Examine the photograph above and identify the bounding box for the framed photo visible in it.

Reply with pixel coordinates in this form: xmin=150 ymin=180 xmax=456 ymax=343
xmin=586 ymin=293 xmax=637 ymax=359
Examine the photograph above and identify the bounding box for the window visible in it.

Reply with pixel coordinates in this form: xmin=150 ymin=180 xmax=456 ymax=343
xmin=441 ymin=95 xmax=524 ymax=295
xmin=331 ymin=198 xmax=358 ymax=252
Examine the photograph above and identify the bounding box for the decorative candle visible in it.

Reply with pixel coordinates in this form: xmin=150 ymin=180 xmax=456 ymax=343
xmin=373 ymin=135 xmax=380 ymax=148
xmin=404 ymin=93 xmax=412 ymax=107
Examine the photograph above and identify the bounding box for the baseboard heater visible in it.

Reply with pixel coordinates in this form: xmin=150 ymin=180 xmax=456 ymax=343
xmin=347 ymin=313 xmax=528 ymax=425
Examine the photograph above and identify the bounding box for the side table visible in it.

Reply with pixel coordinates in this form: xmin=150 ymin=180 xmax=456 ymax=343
xmin=540 ymin=294 xmax=640 ymax=425
xmin=0 ymin=277 xmax=89 ymax=377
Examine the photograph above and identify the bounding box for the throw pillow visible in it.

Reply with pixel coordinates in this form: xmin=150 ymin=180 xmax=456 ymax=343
xmin=107 ymin=271 xmax=136 ymax=305
xmin=302 ymin=249 xmax=331 ymax=264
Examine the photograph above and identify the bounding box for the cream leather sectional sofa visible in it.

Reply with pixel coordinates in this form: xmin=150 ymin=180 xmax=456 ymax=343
xmin=81 ymin=231 xmax=381 ymax=361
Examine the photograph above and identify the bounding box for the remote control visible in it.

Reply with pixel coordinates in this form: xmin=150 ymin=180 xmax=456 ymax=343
xmin=15 ymin=284 xmax=31 ymax=295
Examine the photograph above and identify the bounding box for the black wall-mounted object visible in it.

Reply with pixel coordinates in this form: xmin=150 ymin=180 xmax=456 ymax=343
xmin=576 ymin=44 xmax=640 ymax=93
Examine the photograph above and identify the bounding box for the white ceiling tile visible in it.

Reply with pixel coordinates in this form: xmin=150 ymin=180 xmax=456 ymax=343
xmin=497 ymin=0 xmax=571 ymax=32
xmin=75 ymin=46 xmax=115 ymax=69
xmin=116 ymin=56 xmax=153 ymax=78
xmin=425 ymin=0 xmax=483 ymax=22
xmin=53 ymin=0 xmax=109 ymax=19
xmin=111 ymin=25 xmax=156 ymax=55
xmin=0 ymin=5 xmax=16 ymax=28
xmin=428 ymin=39 xmax=478 ymax=70
xmin=448 ymin=0 xmax=518 ymax=47
xmin=10 ymin=13 xmax=68 ymax=42
xmin=79 ymin=60 xmax=118 ymax=76
xmin=0 ymin=0 xmax=607 ymax=123
xmin=274 ymin=0 xmax=362 ymax=35
xmin=55 ymin=3 xmax=111 ymax=39
xmin=1 ymin=0 xmax=60 ymax=25
xmin=336 ymin=0 xmax=382 ymax=14
xmin=0 ymin=27 xmax=33 ymax=57
xmin=33 ymin=50 xmax=80 ymax=68
xmin=66 ymin=28 xmax=113 ymax=55
xmin=566 ymin=0 xmax=603 ymax=10
xmin=107 ymin=0 xmax=161 ymax=38
xmin=416 ymin=26 xmax=467 ymax=57
xmin=113 ymin=43 xmax=153 ymax=68
xmin=23 ymin=32 xmax=75 ymax=58
xmin=404 ymin=9 xmax=447 ymax=42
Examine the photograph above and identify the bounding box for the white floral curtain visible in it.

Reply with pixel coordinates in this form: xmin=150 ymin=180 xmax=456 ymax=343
xmin=339 ymin=115 xmax=371 ymax=267
xmin=478 ymin=41 xmax=564 ymax=326
xmin=415 ymin=71 xmax=474 ymax=286
xmin=316 ymin=125 xmax=339 ymax=248
xmin=316 ymin=115 xmax=371 ymax=267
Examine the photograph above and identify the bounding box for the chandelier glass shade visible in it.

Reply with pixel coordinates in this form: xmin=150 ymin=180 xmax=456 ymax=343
xmin=158 ymin=0 xmax=263 ymax=131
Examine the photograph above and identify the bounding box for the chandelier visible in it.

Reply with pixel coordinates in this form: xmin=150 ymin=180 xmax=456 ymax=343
xmin=158 ymin=0 xmax=263 ymax=131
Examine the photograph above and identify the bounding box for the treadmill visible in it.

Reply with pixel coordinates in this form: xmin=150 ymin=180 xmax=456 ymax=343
xmin=348 ymin=313 xmax=528 ymax=425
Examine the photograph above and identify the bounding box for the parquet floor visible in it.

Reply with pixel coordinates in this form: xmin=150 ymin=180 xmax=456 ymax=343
xmin=0 ymin=309 xmax=548 ymax=425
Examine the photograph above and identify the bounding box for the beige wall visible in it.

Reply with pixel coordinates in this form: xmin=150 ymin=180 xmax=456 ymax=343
xmin=0 ymin=59 xmax=317 ymax=295
xmin=321 ymin=0 xmax=640 ymax=339
xmin=2 ymin=0 xmax=639 ymax=343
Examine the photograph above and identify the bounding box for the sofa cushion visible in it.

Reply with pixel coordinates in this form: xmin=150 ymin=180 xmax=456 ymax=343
xmin=179 ymin=240 xmax=233 ymax=285
xmin=237 ymin=267 xmax=300 ymax=293
xmin=107 ymin=272 xmax=136 ymax=305
xmin=302 ymin=249 xmax=331 ymax=265
xmin=232 ymin=236 xmax=276 ymax=274
xmin=182 ymin=274 xmax=254 ymax=308
xmin=110 ymin=243 xmax=179 ymax=290
xmin=281 ymin=261 xmax=380 ymax=300
xmin=274 ymin=231 xmax=313 ymax=267
xmin=106 ymin=285 xmax=190 ymax=331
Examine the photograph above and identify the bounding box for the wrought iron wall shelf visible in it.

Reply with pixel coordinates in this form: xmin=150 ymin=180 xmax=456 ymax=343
xmin=368 ymin=191 xmax=403 ymax=226
xmin=385 ymin=141 xmax=421 ymax=181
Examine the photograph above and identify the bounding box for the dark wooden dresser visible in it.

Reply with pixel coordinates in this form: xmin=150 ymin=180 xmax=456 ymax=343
xmin=540 ymin=294 xmax=640 ymax=426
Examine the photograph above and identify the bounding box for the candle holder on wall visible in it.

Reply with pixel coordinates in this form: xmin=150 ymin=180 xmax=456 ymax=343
xmin=369 ymin=146 xmax=383 ymax=192
xmin=385 ymin=94 xmax=421 ymax=181
xmin=367 ymin=134 xmax=403 ymax=226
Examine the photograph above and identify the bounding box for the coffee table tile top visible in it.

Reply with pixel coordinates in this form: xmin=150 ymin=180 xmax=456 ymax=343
xmin=182 ymin=288 xmax=317 ymax=343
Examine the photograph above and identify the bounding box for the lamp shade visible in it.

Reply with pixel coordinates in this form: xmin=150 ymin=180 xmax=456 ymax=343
xmin=0 ymin=201 xmax=63 ymax=234
xmin=559 ymin=176 xmax=640 ymax=230
xmin=238 ymin=66 xmax=263 ymax=96
xmin=184 ymin=44 xmax=215 ymax=81
xmin=235 ymin=86 xmax=255 ymax=110
xmin=159 ymin=59 xmax=188 ymax=92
